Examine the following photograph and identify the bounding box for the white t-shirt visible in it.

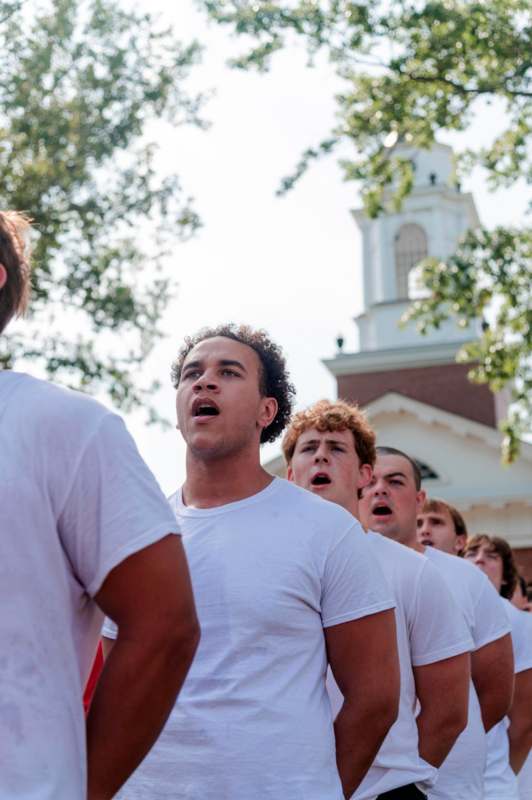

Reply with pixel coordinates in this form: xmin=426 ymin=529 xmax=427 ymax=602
xmin=485 ymin=599 xmax=532 ymax=800
xmin=103 ymin=478 xmax=395 ymax=799
xmin=423 ymin=547 xmax=512 ymax=800
xmin=0 ymin=371 xmax=179 ymax=800
xmin=519 ymin=751 xmax=532 ymax=800
xmin=327 ymin=532 xmax=473 ymax=800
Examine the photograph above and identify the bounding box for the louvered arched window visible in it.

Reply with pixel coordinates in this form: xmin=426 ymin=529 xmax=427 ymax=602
xmin=394 ymin=223 xmax=428 ymax=299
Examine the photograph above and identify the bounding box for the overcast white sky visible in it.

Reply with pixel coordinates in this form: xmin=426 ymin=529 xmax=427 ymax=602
xmin=122 ymin=1 xmax=529 ymax=494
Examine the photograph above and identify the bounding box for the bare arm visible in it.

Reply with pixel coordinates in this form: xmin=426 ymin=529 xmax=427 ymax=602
xmin=413 ymin=652 xmax=470 ymax=768
xmin=86 ymin=535 xmax=200 ymax=800
xmin=509 ymin=668 xmax=532 ymax=774
xmin=326 ymin=609 xmax=399 ymax=799
xmin=471 ymin=634 xmax=514 ymax=732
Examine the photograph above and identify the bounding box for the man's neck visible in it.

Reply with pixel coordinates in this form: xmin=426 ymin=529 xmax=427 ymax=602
xmin=182 ymin=447 xmax=273 ymax=509
xmin=346 ymin=498 xmax=363 ymax=525
xmin=405 ymin=535 xmax=425 ymax=554
xmin=376 ymin=527 xmax=424 ymax=552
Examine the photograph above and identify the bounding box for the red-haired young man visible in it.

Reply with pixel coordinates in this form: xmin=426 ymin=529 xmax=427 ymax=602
xmin=286 ymin=400 xmax=472 ymax=800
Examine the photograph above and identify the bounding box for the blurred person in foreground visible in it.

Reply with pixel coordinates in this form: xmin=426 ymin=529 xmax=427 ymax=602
xmin=104 ymin=325 xmax=400 ymax=800
xmin=284 ymin=399 xmax=472 ymax=800
xmin=360 ymin=450 xmax=513 ymax=800
xmin=0 ymin=211 xmax=199 ymax=800
xmin=464 ymin=535 xmax=532 ymax=800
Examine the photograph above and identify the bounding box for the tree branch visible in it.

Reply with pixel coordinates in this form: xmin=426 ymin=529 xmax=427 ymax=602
xmin=399 ymin=69 xmax=532 ymax=98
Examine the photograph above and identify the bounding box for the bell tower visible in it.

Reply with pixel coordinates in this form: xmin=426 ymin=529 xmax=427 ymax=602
xmin=324 ymin=142 xmax=507 ymax=428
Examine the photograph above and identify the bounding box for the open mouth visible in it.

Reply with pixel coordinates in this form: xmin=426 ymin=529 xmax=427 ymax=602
xmin=420 ymin=538 xmax=433 ymax=547
xmin=192 ymin=400 xmax=220 ymax=418
xmin=372 ymin=504 xmax=393 ymax=517
xmin=311 ymin=473 xmax=332 ymax=486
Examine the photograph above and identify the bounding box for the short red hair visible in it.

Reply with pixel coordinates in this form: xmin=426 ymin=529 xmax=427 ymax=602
xmin=282 ymin=398 xmax=376 ymax=467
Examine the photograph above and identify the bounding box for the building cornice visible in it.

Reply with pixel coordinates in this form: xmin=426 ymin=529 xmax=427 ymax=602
xmin=352 ymin=188 xmax=479 ymax=227
xmin=323 ymin=341 xmax=473 ymax=377
xmin=364 ymin=391 xmax=532 ymax=463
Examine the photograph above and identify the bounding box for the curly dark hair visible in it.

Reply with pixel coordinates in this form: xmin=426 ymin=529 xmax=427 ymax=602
xmin=170 ymin=323 xmax=296 ymax=444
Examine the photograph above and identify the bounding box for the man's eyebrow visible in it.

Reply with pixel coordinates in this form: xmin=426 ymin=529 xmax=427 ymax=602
xmin=219 ymin=359 xmax=247 ymax=372
xmin=181 ymin=358 xmax=247 ymax=372
xmin=182 ymin=359 xmax=202 ymax=372
xmin=298 ymin=437 xmax=347 ymax=446
xmin=383 ymin=471 xmax=408 ymax=480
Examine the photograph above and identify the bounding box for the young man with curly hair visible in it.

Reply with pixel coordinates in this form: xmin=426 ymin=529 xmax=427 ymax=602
xmin=464 ymin=535 xmax=532 ymax=800
xmin=359 ymin=448 xmax=514 ymax=800
xmin=104 ymin=325 xmax=400 ymax=800
xmin=0 ymin=211 xmax=199 ymax=800
xmin=285 ymin=399 xmax=473 ymax=800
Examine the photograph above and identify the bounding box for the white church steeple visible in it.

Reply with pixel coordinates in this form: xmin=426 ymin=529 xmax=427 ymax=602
xmin=323 ymin=142 xmax=507 ymax=430
xmin=353 ymin=142 xmax=480 ymax=353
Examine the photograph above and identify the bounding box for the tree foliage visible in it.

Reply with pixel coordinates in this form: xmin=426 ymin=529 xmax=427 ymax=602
xmin=0 ymin=0 xmax=206 ymax=420
xmin=200 ymin=0 xmax=531 ymax=459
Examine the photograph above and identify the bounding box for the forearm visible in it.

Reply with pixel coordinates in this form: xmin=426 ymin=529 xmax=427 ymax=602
xmin=509 ymin=723 xmax=532 ymax=774
xmin=86 ymin=629 xmax=198 ymax=800
xmin=334 ymin=699 xmax=396 ymax=798
xmin=416 ymin=708 xmax=467 ymax=768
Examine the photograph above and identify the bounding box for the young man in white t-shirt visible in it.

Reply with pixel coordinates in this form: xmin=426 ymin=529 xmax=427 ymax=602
xmin=416 ymin=498 xmax=467 ymax=555
xmin=283 ymin=399 xmax=472 ymax=800
xmin=463 ymin=535 xmax=532 ymax=800
xmin=417 ymin=498 xmax=514 ymax=734
xmin=0 ymin=211 xmax=200 ymax=800
xmin=104 ymin=324 xmax=400 ymax=799
xmin=359 ymin=448 xmax=514 ymax=800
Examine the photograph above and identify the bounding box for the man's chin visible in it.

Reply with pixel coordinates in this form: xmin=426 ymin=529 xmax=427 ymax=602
xmin=188 ymin=434 xmax=240 ymax=462
xmin=309 ymin=484 xmax=337 ymax=502
xmin=369 ymin=517 xmax=397 ymax=537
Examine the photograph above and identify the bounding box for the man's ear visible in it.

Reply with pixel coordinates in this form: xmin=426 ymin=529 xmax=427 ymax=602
xmin=454 ymin=534 xmax=466 ymax=555
xmin=286 ymin=465 xmax=294 ymax=483
xmin=356 ymin=463 xmax=373 ymax=490
xmin=257 ymin=396 xmax=278 ymax=432
xmin=415 ymin=488 xmax=427 ymax=515
xmin=0 ymin=263 xmax=7 ymax=290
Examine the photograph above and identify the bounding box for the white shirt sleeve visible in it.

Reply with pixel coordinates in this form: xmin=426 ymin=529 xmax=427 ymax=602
xmin=409 ymin=559 xmax=474 ymax=666
xmin=321 ymin=525 xmax=395 ymax=628
xmin=57 ymin=413 xmax=179 ymax=597
xmin=510 ymin=606 xmax=532 ymax=674
xmin=471 ymin=572 xmax=512 ymax=650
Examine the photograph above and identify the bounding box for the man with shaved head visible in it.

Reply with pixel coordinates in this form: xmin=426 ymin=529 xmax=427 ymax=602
xmin=360 ymin=447 xmax=514 ymax=800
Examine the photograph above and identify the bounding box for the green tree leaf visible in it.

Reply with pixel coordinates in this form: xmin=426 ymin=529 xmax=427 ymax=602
xmin=0 ymin=0 xmax=206 ymax=420
xmin=199 ymin=0 xmax=532 ymax=460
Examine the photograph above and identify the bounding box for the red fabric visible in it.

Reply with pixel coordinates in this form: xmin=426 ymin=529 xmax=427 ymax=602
xmin=83 ymin=642 xmax=104 ymax=714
